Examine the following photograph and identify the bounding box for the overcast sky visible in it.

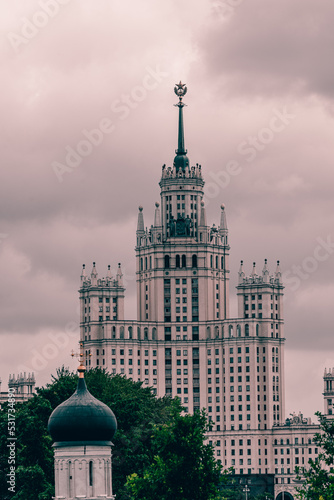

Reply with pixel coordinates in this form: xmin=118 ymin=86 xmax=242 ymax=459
xmin=1 ymin=0 xmax=334 ymax=419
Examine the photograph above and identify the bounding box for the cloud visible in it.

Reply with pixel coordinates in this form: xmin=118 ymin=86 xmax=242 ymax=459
xmin=0 ymin=0 xmax=333 ymax=418
xmin=201 ymin=0 xmax=334 ymax=99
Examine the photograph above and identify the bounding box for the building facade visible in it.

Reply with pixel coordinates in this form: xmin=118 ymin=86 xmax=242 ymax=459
xmin=0 ymin=372 xmax=35 ymax=409
xmin=79 ymin=83 xmax=320 ymax=499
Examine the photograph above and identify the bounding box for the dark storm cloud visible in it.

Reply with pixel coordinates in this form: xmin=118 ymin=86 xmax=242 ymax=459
xmin=202 ymin=0 xmax=334 ymax=99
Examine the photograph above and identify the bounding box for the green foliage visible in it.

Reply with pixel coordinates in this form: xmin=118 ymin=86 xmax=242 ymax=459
xmin=125 ymin=409 xmax=223 ymax=500
xmin=296 ymin=411 xmax=334 ymax=500
xmin=0 ymin=394 xmax=54 ymax=500
xmin=12 ymin=465 xmax=54 ymax=500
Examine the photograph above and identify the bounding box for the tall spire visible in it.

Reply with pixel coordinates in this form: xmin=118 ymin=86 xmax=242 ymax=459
xmin=137 ymin=206 xmax=145 ymax=232
xmin=262 ymin=258 xmax=269 ymax=283
xmin=154 ymin=202 xmax=161 ymax=227
xmin=199 ymin=201 xmax=207 ymax=227
xmin=80 ymin=264 xmax=87 ymax=282
xmin=219 ymin=204 xmax=227 ymax=232
xmin=117 ymin=263 xmax=123 ymax=286
xmin=107 ymin=264 xmax=112 ymax=280
xmin=91 ymin=262 xmax=98 ymax=285
xmin=275 ymin=260 xmax=282 ymax=283
xmin=238 ymin=260 xmax=245 ymax=284
xmin=251 ymin=262 xmax=257 ymax=277
xmin=173 ymin=81 xmax=189 ymax=172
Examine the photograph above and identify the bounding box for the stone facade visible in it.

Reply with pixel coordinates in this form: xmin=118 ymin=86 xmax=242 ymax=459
xmin=79 ymin=86 xmax=322 ymax=499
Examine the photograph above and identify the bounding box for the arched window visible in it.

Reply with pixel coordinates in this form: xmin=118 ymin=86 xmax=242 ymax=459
xmin=215 ymin=326 xmax=219 ymax=338
xmin=207 ymin=326 xmax=211 ymax=339
xmin=256 ymin=324 xmax=259 ymax=336
xmin=221 ymin=256 xmax=224 ymax=269
xmin=128 ymin=326 xmax=133 ymax=339
xmin=176 ymin=255 xmax=180 ymax=268
xmin=150 ymin=256 xmax=152 ymax=269
xmin=120 ymin=326 xmax=124 ymax=339
xmin=140 ymin=258 xmax=143 ymax=271
xmin=137 ymin=327 xmax=141 ymax=340
xmin=245 ymin=324 xmax=249 ymax=337
xmin=182 ymin=254 xmax=186 ymax=268
xmin=221 ymin=325 xmax=224 ymax=338
xmin=89 ymin=461 xmax=93 ymax=487
xmin=144 ymin=328 xmax=148 ymax=340
xmin=112 ymin=326 xmax=116 ymax=339
xmin=152 ymin=327 xmax=157 ymax=340
xmin=237 ymin=324 xmax=241 ymax=337
xmin=216 ymin=255 xmax=218 ymax=269
xmin=145 ymin=257 xmax=148 ymax=270
xmin=192 ymin=254 xmax=197 ymax=268
xmin=229 ymin=325 xmax=233 ymax=338
xmin=210 ymin=255 xmax=213 ymax=268
xmin=164 ymin=255 xmax=170 ymax=269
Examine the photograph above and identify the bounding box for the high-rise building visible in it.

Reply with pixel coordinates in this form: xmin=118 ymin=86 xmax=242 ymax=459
xmin=79 ymin=83 xmax=319 ymax=500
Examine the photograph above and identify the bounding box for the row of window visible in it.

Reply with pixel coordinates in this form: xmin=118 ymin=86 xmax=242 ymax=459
xmin=244 ymin=294 xmax=279 ymax=301
xmin=164 ymin=254 xmax=198 ymax=269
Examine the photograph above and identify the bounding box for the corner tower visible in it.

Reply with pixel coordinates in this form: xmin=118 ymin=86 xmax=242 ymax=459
xmin=136 ymin=83 xmax=230 ymax=336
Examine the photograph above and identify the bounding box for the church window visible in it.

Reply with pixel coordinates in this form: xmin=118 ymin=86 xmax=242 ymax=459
xmin=89 ymin=461 xmax=93 ymax=486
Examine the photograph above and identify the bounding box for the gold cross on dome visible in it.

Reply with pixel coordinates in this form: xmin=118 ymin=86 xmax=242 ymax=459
xmin=71 ymin=342 xmax=92 ymax=375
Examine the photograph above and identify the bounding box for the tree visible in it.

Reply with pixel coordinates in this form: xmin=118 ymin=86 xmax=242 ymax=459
xmin=126 ymin=409 xmax=223 ymax=500
xmin=296 ymin=411 xmax=334 ymax=500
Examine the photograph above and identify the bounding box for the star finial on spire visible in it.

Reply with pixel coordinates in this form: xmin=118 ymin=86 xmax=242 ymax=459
xmin=174 ymin=81 xmax=187 ymax=103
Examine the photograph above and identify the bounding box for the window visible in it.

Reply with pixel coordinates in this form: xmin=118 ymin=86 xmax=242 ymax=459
xmin=182 ymin=255 xmax=186 ymax=268
xmin=192 ymin=254 xmax=197 ymax=268
xmin=164 ymin=255 xmax=170 ymax=268
xmin=89 ymin=461 xmax=93 ymax=486
xmin=176 ymin=255 xmax=180 ymax=268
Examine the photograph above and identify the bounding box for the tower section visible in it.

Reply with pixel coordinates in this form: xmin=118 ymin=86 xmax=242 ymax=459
xmin=236 ymin=260 xmax=285 ymax=428
xmin=135 ymin=82 xmax=230 ymax=337
xmin=323 ymin=368 xmax=334 ymax=418
xmin=79 ymin=263 xmax=125 ymax=368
